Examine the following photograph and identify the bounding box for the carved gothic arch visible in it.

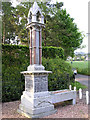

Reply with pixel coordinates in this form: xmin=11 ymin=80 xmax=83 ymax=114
xmin=36 ymin=11 xmax=41 ymax=22
xmin=29 ymin=12 xmax=32 ymax=22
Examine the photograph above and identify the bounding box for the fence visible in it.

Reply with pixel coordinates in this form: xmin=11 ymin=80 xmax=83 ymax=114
xmin=69 ymin=85 xmax=89 ymax=105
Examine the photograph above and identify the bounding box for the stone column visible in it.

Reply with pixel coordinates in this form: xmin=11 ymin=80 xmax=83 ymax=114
xmin=30 ymin=27 xmax=32 ymax=65
xmin=29 ymin=26 xmax=42 ymax=65
xmin=39 ymin=28 xmax=42 ymax=65
xmin=27 ymin=25 xmax=45 ymax=71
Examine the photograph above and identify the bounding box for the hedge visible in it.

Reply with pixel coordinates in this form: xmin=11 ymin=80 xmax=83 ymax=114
xmin=2 ymin=44 xmax=74 ymax=102
xmin=42 ymin=46 xmax=64 ymax=58
xmin=2 ymin=44 xmax=64 ymax=59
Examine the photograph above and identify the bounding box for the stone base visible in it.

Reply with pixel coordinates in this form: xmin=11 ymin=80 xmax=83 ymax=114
xmin=18 ymin=91 xmax=57 ymax=118
xmin=27 ymin=64 xmax=45 ymax=71
xmin=18 ymin=105 xmax=57 ymax=118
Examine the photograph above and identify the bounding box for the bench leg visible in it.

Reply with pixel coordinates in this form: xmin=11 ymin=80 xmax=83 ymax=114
xmin=72 ymin=99 xmax=76 ymax=105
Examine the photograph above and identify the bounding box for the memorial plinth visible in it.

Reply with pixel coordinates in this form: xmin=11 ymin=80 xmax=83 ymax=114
xmin=18 ymin=70 xmax=57 ymax=118
xmin=17 ymin=2 xmax=56 ymax=118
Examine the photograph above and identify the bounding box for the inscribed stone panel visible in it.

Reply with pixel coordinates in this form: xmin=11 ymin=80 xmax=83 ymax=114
xmin=34 ymin=81 xmax=48 ymax=92
xmin=34 ymin=75 xmax=48 ymax=82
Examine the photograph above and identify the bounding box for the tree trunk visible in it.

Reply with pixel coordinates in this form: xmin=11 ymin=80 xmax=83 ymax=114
xmin=3 ymin=22 xmax=5 ymax=44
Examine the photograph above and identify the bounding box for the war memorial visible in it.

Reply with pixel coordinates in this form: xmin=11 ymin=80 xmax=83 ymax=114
xmin=18 ymin=2 xmax=76 ymax=118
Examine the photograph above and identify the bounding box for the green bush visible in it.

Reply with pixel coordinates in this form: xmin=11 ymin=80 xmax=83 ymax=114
xmin=2 ymin=44 xmax=73 ymax=102
xmin=42 ymin=57 xmax=74 ymax=91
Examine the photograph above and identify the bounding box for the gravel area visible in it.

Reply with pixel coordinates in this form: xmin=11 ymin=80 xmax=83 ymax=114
xmin=2 ymin=89 xmax=89 ymax=119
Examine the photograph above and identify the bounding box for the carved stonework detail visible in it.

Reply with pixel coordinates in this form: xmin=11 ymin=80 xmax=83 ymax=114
xmin=24 ymin=74 xmax=48 ymax=93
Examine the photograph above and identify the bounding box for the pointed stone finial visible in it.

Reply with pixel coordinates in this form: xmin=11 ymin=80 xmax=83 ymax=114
xmin=27 ymin=1 xmax=44 ymax=24
xmin=31 ymin=1 xmax=40 ymax=13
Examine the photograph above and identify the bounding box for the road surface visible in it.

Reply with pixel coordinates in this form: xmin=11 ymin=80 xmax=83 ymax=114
xmin=75 ymin=74 xmax=90 ymax=87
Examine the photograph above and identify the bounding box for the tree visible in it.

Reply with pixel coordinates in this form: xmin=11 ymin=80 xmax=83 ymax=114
xmin=13 ymin=2 xmax=33 ymax=45
xmin=2 ymin=1 xmax=84 ymax=59
xmin=2 ymin=2 xmax=30 ymax=44
xmin=39 ymin=2 xmax=83 ymax=58
xmin=38 ymin=2 xmax=63 ymax=46
xmin=2 ymin=2 xmax=16 ymax=44
xmin=14 ymin=2 xmax=63 ymax=45
xmin=43 ymin=8 xmax=84 ymax=59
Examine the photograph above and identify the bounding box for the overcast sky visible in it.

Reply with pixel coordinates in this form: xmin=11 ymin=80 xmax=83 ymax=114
xmin=12 ymin=0 xmax=89 ymax=53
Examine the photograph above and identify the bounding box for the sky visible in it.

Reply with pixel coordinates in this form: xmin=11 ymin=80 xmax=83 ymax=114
xmin=12 ymin=0 xmax=89 ymax=53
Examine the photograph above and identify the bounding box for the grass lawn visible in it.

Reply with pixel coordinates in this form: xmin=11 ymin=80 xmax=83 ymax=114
xmin=71 ymin=81 xmax=87 ymax=90
xmin=66 ymin=61 xmax=90 ymax=76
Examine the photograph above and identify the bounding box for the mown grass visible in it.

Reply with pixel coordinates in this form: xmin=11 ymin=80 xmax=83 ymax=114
xmin=66 ymin=61 xmax=90 ymax=76
xmin=71 ymin=81 xmax=87 ymax=90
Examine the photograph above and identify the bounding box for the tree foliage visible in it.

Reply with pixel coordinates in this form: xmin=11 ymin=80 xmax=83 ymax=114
xmin=2 ymin=2 xmax=15 ymax=44
xmin=44 ymin=8 xmax=83 ymax=58
xmin=2 ymin=1 xmax=84 ymax=58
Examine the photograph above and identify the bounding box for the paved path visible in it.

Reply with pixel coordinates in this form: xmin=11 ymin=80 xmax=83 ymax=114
xmin=75 ymin=74 xmax=90 ymax=87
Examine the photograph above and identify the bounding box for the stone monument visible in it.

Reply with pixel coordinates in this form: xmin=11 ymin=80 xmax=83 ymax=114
xmin=18 ymin=1 xmax=56 ymax=118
